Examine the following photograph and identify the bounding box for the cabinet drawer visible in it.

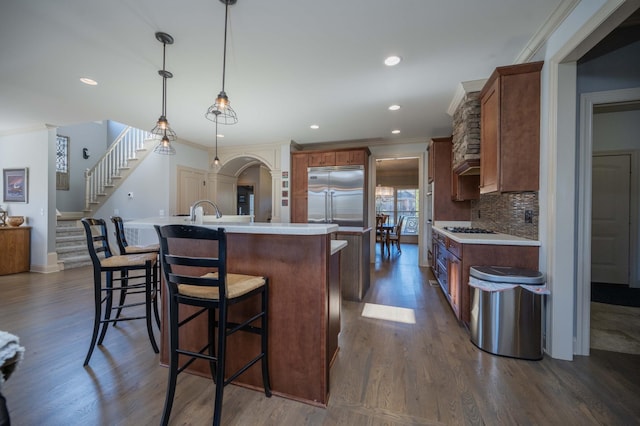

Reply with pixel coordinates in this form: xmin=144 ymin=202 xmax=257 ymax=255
xmin=447 ymin=238 xmax=462 ymax=259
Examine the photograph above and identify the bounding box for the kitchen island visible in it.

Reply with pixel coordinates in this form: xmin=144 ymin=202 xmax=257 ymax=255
xmin=126 ymin=217 xmax=347 ymax=406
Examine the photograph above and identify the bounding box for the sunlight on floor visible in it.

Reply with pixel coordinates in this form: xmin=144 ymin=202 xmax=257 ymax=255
xmin=361 ymin=303 xmax=416 ymax=324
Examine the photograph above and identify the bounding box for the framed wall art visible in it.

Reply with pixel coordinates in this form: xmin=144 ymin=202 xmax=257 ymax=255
xmin=3 ymin=168 xmax=29 ymax=203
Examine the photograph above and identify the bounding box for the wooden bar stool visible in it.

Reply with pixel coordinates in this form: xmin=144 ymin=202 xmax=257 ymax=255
xmin=154 ymin=224 xmax=271 ymax=426
xmin=111 ymin=215 xmax=161 ymax=327
xmin=81 ymin=218 xmax=159 ymax=366
xmin=111 ymin=216 xmax=160 ymax=255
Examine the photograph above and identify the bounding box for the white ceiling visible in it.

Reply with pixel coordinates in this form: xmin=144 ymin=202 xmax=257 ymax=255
xmin=0 ymin=0 xmax=569 ymax=149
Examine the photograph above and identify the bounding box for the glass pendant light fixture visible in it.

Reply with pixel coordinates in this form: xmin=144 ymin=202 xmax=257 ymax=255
xmin=205 ymin=0 xmax=238 ymax=125
xmin=152 ymin=31 xmax=177 ymax=155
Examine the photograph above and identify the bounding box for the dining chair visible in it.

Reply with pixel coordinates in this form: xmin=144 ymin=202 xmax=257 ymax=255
xmin=388 ymin=215 xmax=405 ymax=253
xmin=154 ymin=224 xmax=271 ymax=426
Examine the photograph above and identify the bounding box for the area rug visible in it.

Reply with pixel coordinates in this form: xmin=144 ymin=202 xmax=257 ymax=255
xmin=590 ymin=302 xmax=640 ymax=355
xmin=591 ymin=282 xmax=640 ymax=307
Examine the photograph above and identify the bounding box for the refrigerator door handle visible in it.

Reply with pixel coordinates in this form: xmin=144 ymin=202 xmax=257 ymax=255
xmin=324 ymin=190 xmax=329 ymax=223
xmin=329 ymin=191 xmax=334 ymax=222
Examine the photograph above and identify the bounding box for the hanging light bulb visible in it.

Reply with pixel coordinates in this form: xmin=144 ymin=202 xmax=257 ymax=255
xmin=205 ymin=0 xmax=238 ymax=125
xmin=152 ymin=32 xmax=177 ymax=155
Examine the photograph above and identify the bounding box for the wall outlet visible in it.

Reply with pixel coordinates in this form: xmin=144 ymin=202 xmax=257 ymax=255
xmin=114 ymin=208 xmax=119 ymax=215
xmin=525 ymin=210 xmax=533 ymax=223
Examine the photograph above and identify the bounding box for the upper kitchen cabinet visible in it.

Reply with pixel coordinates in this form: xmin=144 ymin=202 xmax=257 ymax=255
xmin=308 ymin=151 xmax=336 ymax=167
xmin=335 ymin=149 xmax=366 ymax=166
xmin=479 ymin=61 xmax=543 ymax=194
xmin=429 ymin=137 xmax=470 ymax=220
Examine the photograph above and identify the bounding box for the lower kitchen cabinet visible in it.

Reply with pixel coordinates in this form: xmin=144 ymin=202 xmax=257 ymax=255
xmin=432 ymin=229 xmax=538 ymax=325
xmin=335 ymin=228 xmax=371 ymax=302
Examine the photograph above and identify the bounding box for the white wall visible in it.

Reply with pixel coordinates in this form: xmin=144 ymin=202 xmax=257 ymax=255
xmin=0 ymin=126 xmax=57 ymax=272
xmin=593 ymin=109 xmax=640 ymax=150
xmin=56 ymin=121 xmax=108 ymax=211
xmin=94 ymin=139 xmax=210 ymax=246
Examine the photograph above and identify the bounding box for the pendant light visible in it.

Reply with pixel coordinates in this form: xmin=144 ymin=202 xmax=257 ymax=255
xmin=205 ymin=0 xmax=238 ymax=125
xmin=152 ymin=31 xmax=177 ymax=155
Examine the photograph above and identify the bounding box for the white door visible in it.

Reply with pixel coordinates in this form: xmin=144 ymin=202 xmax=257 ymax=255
xmin=177 ymin=166 xmax=206 ymax=215
xmin=591 ymin=154 xmax=631 ymax=284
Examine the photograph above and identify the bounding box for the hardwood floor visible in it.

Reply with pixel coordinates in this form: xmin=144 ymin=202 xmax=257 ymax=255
xmin=1 ymin=244 xmax=639 ymax=425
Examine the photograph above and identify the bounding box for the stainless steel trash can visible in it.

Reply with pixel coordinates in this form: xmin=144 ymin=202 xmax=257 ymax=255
xmin=469 ymin=266 xmax=546 ymax=360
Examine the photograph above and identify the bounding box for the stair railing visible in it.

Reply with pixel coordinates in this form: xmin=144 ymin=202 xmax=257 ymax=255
xmin=84 ymin=126 xmax=153 ymax=211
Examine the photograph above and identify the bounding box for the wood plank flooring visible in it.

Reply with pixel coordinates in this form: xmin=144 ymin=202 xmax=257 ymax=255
xmin=1 ymin=244 xmax=639 ymax=425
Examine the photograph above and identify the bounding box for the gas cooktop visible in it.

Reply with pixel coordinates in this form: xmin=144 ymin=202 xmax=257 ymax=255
xmin=444 ymin=226 xmax=495 ymax=234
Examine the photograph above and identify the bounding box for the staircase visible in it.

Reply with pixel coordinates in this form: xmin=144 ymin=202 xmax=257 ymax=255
xmin=56 ymin=126 xmax=156 ymax=269
xmin=82 ymin=126 xmax=156 ymax=217
xmin=56 ymin=219 xmax=91 ymax=270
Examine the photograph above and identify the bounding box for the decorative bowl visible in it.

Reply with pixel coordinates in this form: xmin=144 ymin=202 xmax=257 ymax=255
xmin=6 ymin=216 xmax=24 ymax=227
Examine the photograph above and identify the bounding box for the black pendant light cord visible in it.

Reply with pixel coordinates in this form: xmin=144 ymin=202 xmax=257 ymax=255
xmin=161 ymin=41 xmax=167 ymax=117
xmin=221 ymin=1 xmax=229 ymax=93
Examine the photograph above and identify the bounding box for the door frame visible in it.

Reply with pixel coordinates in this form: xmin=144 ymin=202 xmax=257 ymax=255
xmin=576 ymin=87 xmax=640 ymax=355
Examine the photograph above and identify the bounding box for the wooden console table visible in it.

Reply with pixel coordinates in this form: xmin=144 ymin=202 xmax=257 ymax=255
xmin=0 ymin=226 xmax=31 ymax=275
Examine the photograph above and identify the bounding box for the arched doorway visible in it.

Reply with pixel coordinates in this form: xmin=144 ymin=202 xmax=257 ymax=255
xmin=209 ymin=154 xmax=280 ymax=223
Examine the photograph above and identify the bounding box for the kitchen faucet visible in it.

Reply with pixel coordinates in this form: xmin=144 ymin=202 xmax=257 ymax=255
xmin=190 ymin=199 xmax=222 ymax=222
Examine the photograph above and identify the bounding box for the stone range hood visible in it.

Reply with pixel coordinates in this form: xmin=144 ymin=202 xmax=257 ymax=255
xmin=452 ymin=91 xmax=481 ymax=175
xmin=446 ymin=79 xmax=486 ymax=201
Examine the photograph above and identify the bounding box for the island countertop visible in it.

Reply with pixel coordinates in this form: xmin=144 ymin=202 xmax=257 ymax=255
xmin=126 ymin=216 xmax=338 ymax=235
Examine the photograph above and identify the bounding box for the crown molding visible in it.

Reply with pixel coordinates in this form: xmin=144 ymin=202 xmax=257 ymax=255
xmin=447 ymin=79 xmax=487 ymax=116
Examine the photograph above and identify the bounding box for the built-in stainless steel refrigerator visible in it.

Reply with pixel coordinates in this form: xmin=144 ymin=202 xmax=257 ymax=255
xmin=307 ymin=165 xmax=364 ymax=226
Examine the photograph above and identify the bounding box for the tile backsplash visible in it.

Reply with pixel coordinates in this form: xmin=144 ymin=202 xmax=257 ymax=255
xmin=470 ymin=192 xmax=538 ymax=240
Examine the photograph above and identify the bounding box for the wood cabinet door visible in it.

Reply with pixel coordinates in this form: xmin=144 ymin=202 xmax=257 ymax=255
xmin=336 ymin=149 xmax=366 ymax=166
xmin=480 ymin=78 xmax=499 ymax=194
xmin=291 ymin=154 xmax=309 ymax=223
xmin=308 ymin=152 xmax=335 ymax=167
xmin=447 ymin=253 xmax=462 ymax=319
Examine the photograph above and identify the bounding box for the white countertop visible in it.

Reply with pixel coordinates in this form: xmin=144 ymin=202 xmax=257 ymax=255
xmin=432 ymin=224 xmax=540 ymax=246
xmin=126 ymin=216 xmax=339 ymax=236
xmin=331 ymin=240 xmax=348 ymax=254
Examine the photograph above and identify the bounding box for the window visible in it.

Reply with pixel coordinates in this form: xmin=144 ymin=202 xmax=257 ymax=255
xmin=375 ymin=186 xmax=419 ymax=235
xmin=56 ymin=135 xmax=70 ymax=190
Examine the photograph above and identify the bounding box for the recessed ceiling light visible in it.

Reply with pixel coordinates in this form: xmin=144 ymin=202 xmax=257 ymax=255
xmin=310 ymin=124 xmax=319 ymax=130
xmin=388 ymin=104 xmax=401 ymax=111
xmin=80 ymin=77 xmax=98 ymax=86
xmin=216 ymin=133 xmax=224 ymax=138
xmin=391 ymin=129 xmax=401 ymax=134
xmin=384 ymin=56 xmax=401 ymax=66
